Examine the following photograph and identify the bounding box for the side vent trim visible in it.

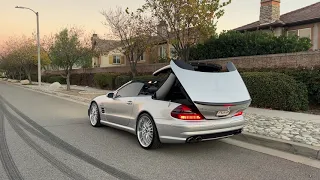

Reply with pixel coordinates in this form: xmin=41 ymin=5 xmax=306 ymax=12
xmin=101 ymin=107 xmax=105 ymax=114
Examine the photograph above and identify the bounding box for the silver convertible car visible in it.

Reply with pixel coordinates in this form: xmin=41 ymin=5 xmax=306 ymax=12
xmin=88 ymin=60 xmax=251 ymax=149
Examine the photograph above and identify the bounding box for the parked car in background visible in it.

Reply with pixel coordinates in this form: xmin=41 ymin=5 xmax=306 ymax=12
xmin=88 ymin=60 xmax=251 ymax=149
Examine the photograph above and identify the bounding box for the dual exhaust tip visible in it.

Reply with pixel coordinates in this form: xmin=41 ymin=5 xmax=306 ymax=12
xmin=186 ymin=136 xmax=202 ymax=143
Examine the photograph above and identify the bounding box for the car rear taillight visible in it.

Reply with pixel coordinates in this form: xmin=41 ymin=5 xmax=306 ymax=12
xmin=171 ymin=105 xmax=204 ymax=120
xmin=233 ymin=111 xmax=243 ymax=117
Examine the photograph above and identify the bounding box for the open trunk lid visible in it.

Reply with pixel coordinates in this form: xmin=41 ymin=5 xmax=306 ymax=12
xmin=170 ymin=60 xmax=251 ymax=119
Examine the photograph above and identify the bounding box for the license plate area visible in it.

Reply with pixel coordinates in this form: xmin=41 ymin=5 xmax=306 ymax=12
xmin=216 ymin=110 xmax=230 ymax=117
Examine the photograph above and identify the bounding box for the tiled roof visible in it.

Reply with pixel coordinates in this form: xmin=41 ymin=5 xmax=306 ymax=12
xmin=235 ymin=2 xmax=320 ymax=31
xmin=93 ymin=39 xmax=122 ymax=53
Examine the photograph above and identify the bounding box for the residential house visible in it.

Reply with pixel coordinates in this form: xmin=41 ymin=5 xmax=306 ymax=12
xmin=91 ymin=22 xmax=178 ymax=67
xmin=234 ymin=1 xmax=320 ymax=50
xmin=91 ymin=35 xmax=126 ymax=67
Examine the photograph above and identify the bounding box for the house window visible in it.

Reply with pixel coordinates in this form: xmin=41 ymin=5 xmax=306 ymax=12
xmin=299 ymin=28 xmax=312 ymax=39
xmin=288 ymin=28 xmax=311 ymax=39
xmin=113 ymin=55 xmax=120 ymax=64
xmin=159 ymin=46 xmax=166 ymax=58
xmin=139 ymin=53 xmax=144 ymax=61
xmin=288 ymin=30 xmax=298 ymax=36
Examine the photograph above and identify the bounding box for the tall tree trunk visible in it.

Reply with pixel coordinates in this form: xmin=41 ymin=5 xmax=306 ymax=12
xmin=27 ymin=73 xmax=32 ymax=84
xmin=23 ymin=67 xmax=32 ymax=84
xmin=185 ymin=46 xmax=190 ymax=62
xmin=131 ymin=69 xmax=137 ymax=77
xmin=130 ymin=61 xmax=137 ymax=77
xmin=180 ymin=46 xmax=190 ymax=62
xmin=66 ymin=70 xmax=71 ymax=91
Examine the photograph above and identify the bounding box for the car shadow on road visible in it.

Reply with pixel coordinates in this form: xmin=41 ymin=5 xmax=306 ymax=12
xmin=97 ymin=124 xmax=225 ymax=154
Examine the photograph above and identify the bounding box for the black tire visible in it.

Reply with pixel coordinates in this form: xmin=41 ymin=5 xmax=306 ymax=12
xmin=89 ymin=102 xmax=101 ymax=127
xmin=136 ymin=113 xmax=161 ymax=149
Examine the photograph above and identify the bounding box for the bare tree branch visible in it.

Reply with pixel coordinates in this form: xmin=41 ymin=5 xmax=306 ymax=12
xmin=101 ymin=7 xmax=156 ymax=76
xmin=141 ymin=0 xmax=232 ymax=61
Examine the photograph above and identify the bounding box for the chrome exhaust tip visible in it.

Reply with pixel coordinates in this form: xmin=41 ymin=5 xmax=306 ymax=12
xmin=186 ymin=137 xmax=194 ymax=143
xmin=186 ymin=136 xmax=202 ymax=143
xmin=195 ymin=136 xmax=202 ymax=142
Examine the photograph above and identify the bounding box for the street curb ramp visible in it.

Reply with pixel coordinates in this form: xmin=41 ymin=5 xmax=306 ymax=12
xmin=232 ymin=132 xmax=320 ymax=160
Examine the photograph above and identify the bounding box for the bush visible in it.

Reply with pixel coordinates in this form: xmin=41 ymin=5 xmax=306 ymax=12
xmin=115 ymin=75 xmax=131 ymax=89
xmin=239 ymin=68 xmax=320 ymax=105
xmin=70 ymin=73 xmax=95 ymax=87
xmin=31 ymin=74 xmax=38 ymax=81
xmin=94 ymin=73 xmax=118 ymax=90
xmin=42 ymin=75 xmax=51 ymax=83
xmin=282 ymin=70 xmax=320 ymax=105
xmin=133 ymin=75 xmax=157 ymax=82
xmin=46 ymin=76 xmax=66 ymax=84
xmin=190 ymin=30 xmax=312 ymax=60
xmin=241 ymin=72 xmax=309 ymax=111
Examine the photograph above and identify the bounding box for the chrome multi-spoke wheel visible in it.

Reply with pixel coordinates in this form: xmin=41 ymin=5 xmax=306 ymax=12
xmin=89 ymin=102 xmax=101 ymax=127
xmin=137 ymin=113 xmax=161 ymax=149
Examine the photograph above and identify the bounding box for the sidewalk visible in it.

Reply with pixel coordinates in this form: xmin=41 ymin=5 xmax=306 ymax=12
xmin=246 ymin=107 xmax=320 ymax=123
xmin=2 ymin=79 xmax=320 ymax=149
xmin=6 ymin=81 xmax=109 ymax=104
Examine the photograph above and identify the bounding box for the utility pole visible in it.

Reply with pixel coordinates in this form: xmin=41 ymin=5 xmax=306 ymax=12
xmin=15 ymin=6 xmax=41 ymax=86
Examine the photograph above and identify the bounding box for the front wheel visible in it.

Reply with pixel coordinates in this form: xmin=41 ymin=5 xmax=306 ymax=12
xmin=89 ymin=102 xmax=101 ymax=127
xmin=136 ymin=113 xmax=161 ymax=149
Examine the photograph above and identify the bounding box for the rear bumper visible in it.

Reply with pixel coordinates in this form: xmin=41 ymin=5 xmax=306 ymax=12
xmin=155 ymin=115 xmax=245 ymax=143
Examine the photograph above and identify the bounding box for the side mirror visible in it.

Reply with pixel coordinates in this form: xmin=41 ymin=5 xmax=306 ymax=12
xmin=107 ymin=92 xmax=114 ymax=98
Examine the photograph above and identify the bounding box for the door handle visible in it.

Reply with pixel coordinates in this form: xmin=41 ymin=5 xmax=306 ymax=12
xmin=127 ymin=101 xmax=133 ymax=105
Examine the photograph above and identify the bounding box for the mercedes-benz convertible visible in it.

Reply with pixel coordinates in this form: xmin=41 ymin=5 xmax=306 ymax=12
xmin=88 ymin=60 xmax=251 ymax=149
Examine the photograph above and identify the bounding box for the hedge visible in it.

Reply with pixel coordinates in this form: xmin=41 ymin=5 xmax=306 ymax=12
xmin=94 ymin=73 xmax=118 ymax=90
xmin=70 ymin=73 xmax=95 ymax=87
xmin=133 ymin=75 xmax=157 ymax=82
xmin=115 ymin=75 xmax=131 ymax=89
xmin=282 ymin=70 xmax=320 ymax=105
xmin=239 ymin=68 xmax=320 ymax=105
xmin=241 ymin=72 xmax=309 ymax=111
xmin=46 ymin=76 xmax=66 ymax=84
xmin=190 ymin=30 xmax=312 ymax=60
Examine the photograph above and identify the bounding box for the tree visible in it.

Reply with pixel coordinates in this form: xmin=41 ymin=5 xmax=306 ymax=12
xmin=0 ymin=36 xmax=50 ymax=83
xmin=0 ymin=37 xmax=24 ymax=80
xmin=101 ymin=7 xmax=156 ymax=77
xmin=140 ymin=0 xmax=232 ymax=61
xmin=0 ymin=52 xmax=21 ymax=79
xmin=17 ymin=42 xmax=50 ymax=83
xmin=49 ymin=27 xmax=95 ymax=90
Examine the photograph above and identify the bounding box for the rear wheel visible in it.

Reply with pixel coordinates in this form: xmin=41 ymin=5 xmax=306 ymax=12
xmin=89 ymin=102 xmax=101 ymax=127
xmin=136 ymin=113 xmax=161 ymax=149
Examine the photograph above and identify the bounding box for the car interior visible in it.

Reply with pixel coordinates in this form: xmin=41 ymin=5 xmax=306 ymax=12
xmin=137 ymin=61 xmax=224 ymax=106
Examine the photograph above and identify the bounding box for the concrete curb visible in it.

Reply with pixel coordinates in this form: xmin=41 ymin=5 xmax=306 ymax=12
xmin=232 ymin=132 xmax=320 ymax=160
xmin=1 ymin=81 xmax=90 ymax=106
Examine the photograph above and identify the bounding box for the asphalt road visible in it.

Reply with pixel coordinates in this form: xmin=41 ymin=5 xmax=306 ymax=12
xmin=0 ymin=82 xmax=320 ymax=180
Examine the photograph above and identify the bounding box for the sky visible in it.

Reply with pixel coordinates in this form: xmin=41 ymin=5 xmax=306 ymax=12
xmin=0 ymin=0 xmax=319 ymax=46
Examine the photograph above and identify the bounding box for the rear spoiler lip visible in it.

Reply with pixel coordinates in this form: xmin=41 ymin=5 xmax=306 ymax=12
xmin=194 ymin=99 xmax=252 ymax=106
xmin=152 ymin=61 xmax=238 ymax=76
xmin=152 ymin=65 xmax=171 ymax=76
